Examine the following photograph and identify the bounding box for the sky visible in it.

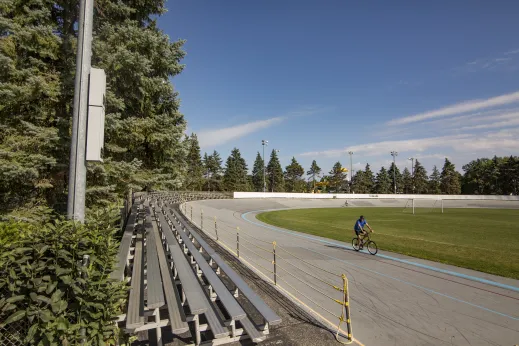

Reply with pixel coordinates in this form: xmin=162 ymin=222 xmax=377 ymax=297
xmin=158 ymin=1 xmax=519 ymax=178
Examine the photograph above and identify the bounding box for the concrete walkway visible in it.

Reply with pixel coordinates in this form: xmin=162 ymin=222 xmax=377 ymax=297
xmin=185 ymin=198 xmax=519 ymax=346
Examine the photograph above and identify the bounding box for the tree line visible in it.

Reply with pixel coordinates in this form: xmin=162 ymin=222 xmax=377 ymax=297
xmin=184 ymin=135 xmax=519 ymax=195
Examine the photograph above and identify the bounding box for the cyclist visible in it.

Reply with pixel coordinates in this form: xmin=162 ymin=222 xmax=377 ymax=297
xmin=354 ymin=215 xmax=374 ymax=249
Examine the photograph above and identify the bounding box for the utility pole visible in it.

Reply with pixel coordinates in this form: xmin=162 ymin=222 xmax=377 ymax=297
xmin=408 ymin=157 xmax=414 ymax=194
xmin=391 ymin=151 xmax=398 ymax=194
xmin=67 ymin=0 xmax=94 ymax=222
xmin=262 ymin=140 xmax=268 ymax=193
xmin=348 ymin=151 xmax=354 ymax=182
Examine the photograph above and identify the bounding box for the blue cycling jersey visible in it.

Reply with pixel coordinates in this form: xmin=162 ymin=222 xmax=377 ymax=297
xmin=354 ymin=219 xmax=367 ymax=231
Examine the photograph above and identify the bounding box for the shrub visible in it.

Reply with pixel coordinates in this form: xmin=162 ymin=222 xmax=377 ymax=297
xmin=0 ymin=205 xmax=128 ymax=345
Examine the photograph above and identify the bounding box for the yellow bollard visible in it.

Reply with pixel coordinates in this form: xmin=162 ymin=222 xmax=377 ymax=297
xmin=214 ymin=216 xmax=218 ymax=241
xmin=236 ymin=227 xmax=240 ymax=257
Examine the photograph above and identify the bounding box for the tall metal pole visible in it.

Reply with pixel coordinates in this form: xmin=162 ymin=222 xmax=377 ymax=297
xmin=391 ymin=151 xmax=398 ymax=194
xmin=408 ymin=157 xmax=414 ymax=194
xmin=67 ymin=0 xmax=94 ymax=222
xmin=262 ymin=140 xmax=268 ymax=193
xmin=348 ymin=151 xmax=353 ymax=182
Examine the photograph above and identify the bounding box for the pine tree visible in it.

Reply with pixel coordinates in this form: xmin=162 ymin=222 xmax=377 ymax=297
xmin=0 ymin=0 xmax=63 ymax=212
xmin=328 ymin=162 xmax=347 ymax=192
xmin=351 ymin=170 xmax=367 ymax=193
xmin=284 ymin=157 xmax=305 ymax=192
xmin=87 ymin=0 xmax=188 ymax=201
xmin=413 ymin=160 xmax=429 ymax=194
xmin=429 ymin=165 xmax=441 ymax=194
xmin=402 ymin=167 xmax=413 ymax=194
xmin=375 ymin=167 xmax=392 ymax=193
xmin=440 ymin=158 xmax=461 ymax=194
xmin=185 ymin=134 xmax=203 ymax=190
xmin=252 ymin=152 xmax=265 ymax=192
xmin=267 ymin=150 xmax=284 ymax=192
xmin=205 ymin=150 xmax=223 ymax=191
xmin=223 ymin=148 xmax=249 ymax=192
xmin=388 ymin=162 xmax=403 ymax=194
xmin=307 ymin=160 xmax=321 ymax=192
xmin=364 ymin=164 xmax=376 ymax=193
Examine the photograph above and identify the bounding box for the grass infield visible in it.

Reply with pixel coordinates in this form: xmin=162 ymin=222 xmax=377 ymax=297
xmin=256 ymin=208 xmax=519 ymax=279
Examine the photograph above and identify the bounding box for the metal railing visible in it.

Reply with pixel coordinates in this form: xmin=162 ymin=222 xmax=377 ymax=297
xmin=179 ymin=202 xmax=354 ymax=344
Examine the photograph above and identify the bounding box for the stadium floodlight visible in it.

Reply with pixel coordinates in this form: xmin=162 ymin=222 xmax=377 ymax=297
xmin=391 ymin=151 xmax=398 ymax=194
xmin=408 ymin=157 xmax=415 ymax=193
xmin=262 ymin=140 xmax=268 ymax=193
xmin=348 ymin=151 xmax=354 ymax=182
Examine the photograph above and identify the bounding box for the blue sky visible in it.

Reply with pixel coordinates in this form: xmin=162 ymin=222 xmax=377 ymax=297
xmin=159 ymin=1 xmax=519 ymax=177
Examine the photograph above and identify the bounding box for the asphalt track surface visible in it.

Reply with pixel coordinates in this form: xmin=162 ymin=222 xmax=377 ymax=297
xmin=184 ymin=198 xmax=519 ymax=346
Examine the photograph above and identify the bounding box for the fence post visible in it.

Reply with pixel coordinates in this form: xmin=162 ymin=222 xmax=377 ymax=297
xmin=190 ymin=205 xmax=193 ymax=221
xmin=412 ymin=199 xmax=415 ymax=215
xmin=441 ymin=199 xmax=444 ymax=214
xmin=236 ymin=227 xmax=240 ymax=257
xmin=273 ymin=241 xmax=277 ymax=285
xmin=214 ymin=216 xmax=218 ymax=241
xmin=201 ymin=209 xmax=203 ymax=230
xmin=342 ymin=274 xmax=352 ymax=342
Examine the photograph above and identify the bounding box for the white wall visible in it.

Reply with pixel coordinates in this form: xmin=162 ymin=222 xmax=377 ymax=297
xmin=233 ymin=192 xmax=519 ymax=201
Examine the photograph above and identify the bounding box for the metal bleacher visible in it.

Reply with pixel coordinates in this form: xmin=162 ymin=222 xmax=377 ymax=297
xmin=113 ymin=194 xmax=280 ymax=345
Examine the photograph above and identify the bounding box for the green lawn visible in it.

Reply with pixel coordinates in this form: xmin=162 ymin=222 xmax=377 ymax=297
xmin=256 ymin=208 xmax=519 ymax=279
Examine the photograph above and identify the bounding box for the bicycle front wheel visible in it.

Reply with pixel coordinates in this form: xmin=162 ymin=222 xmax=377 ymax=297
xmin=352 ymin=237 xmax=360 ymax=251
xmin=366 ymin=240 xmax=378 ymax=255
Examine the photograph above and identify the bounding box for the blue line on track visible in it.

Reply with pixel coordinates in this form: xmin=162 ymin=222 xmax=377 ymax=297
xmin=241 ymin=210 xmax=519 ymax=294
xmin=241 ymin=210 xmax=519 ymax=321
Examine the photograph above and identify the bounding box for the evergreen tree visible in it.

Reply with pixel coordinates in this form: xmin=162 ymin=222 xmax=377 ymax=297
xmin=402 ymin=167 xmax=413 ymax=194
xmin=440 ymin=158 xmax=461 ymax=194
xmin=328 ymin=162 xmax=347 ymax=192
xmin=267 ymin=150 xmax=284 ymax=192
xmin=185 ymin=134 xmax=203 ymax=190
xmin=0 ymin=0 xmax=63 ymax=211
xmin=413 ymin=160 xmax=429 ymax=194
xmin=88 ymin=0 xmax=187 ymax=200
xmin=223 ymin=148 xmax=249 ymax=192
xmin=375 ymin=167 xmax=392 ymax=193
xmin=351 ymin=170 xmax=367 ymax=193
xmin=364 ymin=164 xmax=376 ymax=193
xmin=252 ymin=152 xmax=265 ymax=192
xmin=307 ymin=160 xmax=322 ymax=191
xmin=429 ymin=165 xmax=441 ymax=194
xmin=284 ymin=157 xmax=305 ymax=192
xmin=388 ymin=162 xmax=403 ymax=194
xmin=205 ymin=150 xmax=223 ymax=191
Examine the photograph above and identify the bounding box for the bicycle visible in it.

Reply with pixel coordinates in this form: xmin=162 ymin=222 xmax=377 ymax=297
xmin=352 ymin=230 xmax=378 ymax=255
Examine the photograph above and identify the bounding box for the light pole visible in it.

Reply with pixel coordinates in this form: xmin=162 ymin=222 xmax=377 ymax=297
xmin=348 ymin=151 xmax=354 ymax=182
xmin=262 ymin=140 xmax=268 ymax=193
xmin=271 ymin=149 xmax=280 ymax=192
xmin=67 ymin=0 xmax=94 ymax=222
xmin=408 ymin=157 xmax=414 ymax=194
xmin=391 ymin=151 xmax=398 ymax=194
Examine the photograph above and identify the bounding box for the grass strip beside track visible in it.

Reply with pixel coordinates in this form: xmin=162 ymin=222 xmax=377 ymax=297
xmin=256 ymin=208 xmax=519 ymax=279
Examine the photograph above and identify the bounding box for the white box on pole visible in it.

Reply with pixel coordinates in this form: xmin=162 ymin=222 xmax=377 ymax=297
xmin=86 ymin=68 xmax=106 ymax=162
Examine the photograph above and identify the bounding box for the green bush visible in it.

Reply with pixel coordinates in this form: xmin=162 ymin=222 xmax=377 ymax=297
xmin=0 ymin=205 xmax=128 ymax=345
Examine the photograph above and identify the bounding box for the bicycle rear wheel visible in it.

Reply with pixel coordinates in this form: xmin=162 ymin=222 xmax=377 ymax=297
xmin=352 ymin=237 xmax=360 ymax=251
xmin=366 ymin=240 xmax=378 ymax=255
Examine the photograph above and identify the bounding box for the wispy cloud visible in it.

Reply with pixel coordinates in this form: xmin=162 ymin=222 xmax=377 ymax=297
xmin=197 ymin=107 xmax=331 ymax=148
xmin=299 ymin=132 xmax=519 ymax=159
xmin=387 ymin=90 xmax=519 ymax=126
xmin=198 ymin=117 xmax=285 ymax=148
xmin=504 ymin=48 xmax=519 ymax=55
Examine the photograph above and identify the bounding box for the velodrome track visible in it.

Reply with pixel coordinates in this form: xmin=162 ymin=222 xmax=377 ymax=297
xmin=184 ymin=198 xmax=519 ymax=346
